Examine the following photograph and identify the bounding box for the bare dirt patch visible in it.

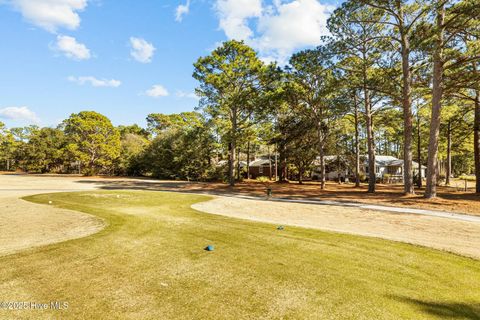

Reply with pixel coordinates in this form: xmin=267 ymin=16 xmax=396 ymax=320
xmin=0 ymin=174 xmax=104 ymax=256
xmin=68 ymin=177 xmax=480 ymax=216
xmin=2 ymin=174 xmax=480 ymax=259
xmin=192 ymin=196 xmax=480 ymax=259
xmin=0 ymin=198 xmax=104 ymax=256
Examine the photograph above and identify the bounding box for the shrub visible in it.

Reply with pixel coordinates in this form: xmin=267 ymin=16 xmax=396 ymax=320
xmin=382 ymin=173 xmax=391 ymax=184
xmin=256 ymin=176 xmax=271 ymax=184
xmin=459 ymin=175 xmax=476 ymax=181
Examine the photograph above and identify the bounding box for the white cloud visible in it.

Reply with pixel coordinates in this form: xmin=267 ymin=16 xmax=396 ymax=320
xmin=214 ymin=0 xmax=334 ymax=64
xmin=215 ymin=0 xmax=262 ymax=40
xmin=176 ymin=90 xmax=199 ymax=100
xmin=0 ymin=106 xmax=40 ymax=123
xmin=9 ymin=0 xmax=88 ymax=33
xmin=129 ymin=37 xmax=155 ymax=63
xmin=175 ymin=0 xmax=190 ymax=22
xmin=68 ymin=76 xmax=121 ymax=87
xmin=145 ymin=85 xmax=169 ymax=98
xmin=54 ymin=35 xmax=91 ymax=60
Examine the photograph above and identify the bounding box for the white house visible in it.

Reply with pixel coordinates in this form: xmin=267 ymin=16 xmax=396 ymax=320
xmin=365 ymin=155 xmax=426 ymax=180
xmin=312 ymin=155 xmax=427 ymax=182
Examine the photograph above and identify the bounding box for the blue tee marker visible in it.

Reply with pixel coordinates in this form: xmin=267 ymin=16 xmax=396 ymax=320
xmin=205 ymin=245 xmax=215 ymax=251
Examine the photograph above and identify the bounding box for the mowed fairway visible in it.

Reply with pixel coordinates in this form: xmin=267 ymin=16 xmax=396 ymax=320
xmin=1 ymin=191 xmax=479 ymax=319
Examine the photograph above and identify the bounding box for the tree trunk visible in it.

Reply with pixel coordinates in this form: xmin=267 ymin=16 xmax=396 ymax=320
xmin=279 ymin=140 xmax=287 ymax=182
xmin=425 ymin=3 xmax=445 ymax=199
xmin=298 ymin=166 xmax=303 ymax=185
xmin=337 ymin=155 xmax=341 ymax=184
xmin=236 ymin=148 xmax=241 ymax=181
xmin=399 ymin=17 xmax=414 ymax=194
xmin=354 ymin=92 xmax=361 ymax=188
xmin=274 ymin=144 xmax=278 ymax=181
xmin=446 ymin=120 xmax=452 ymax=185
xmin=228 ymin=142 xmax=235 ymax=186
xmin=268 ymin=146 xmax=272 ymax=180
xmin=364 ymin=86 xmax=376 ymax=193
xmin=417 ymin=112 xmax=422 ymax=188
xmin=229 ymin=108 xmax=237 ymax=187
xmin=246 ymin=140 xmax=250 ymax=180
xmin=474 ymin=90 xmax=480 ymax=193
xmin=319 ymin=139 xmax=326 ymax=190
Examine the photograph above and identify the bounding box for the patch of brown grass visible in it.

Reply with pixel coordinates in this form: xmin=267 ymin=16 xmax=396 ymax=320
xmin=170 ymin=181 xmax=480 ymax=216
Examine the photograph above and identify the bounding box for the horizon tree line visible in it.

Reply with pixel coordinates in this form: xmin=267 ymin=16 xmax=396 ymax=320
xmin=0 ymin=0 xmax=479 ymax=198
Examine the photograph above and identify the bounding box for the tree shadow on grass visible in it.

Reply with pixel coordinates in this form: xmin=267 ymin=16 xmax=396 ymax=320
xmin=71 ymin=178 xmax=480 ymax=215
xmin=389 ymin=295 xmax=480 ymax=319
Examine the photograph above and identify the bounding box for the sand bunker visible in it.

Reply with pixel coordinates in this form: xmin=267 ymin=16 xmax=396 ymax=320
xmin=192 ymin=196 xmax=480 ymax=259
xmin=0 ymin=175 xmax=104 ymax=256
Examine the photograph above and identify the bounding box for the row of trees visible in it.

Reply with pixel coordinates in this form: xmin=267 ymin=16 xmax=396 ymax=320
xmin=193 ymin=0 xmax=480 ymax=198
xmin=0 ymin=112 xmax=121 ymax=176
xmin=1 ymin=0 xmax=479 ymax=198
xmin=0 ymin=112 xmax=218 ymax=180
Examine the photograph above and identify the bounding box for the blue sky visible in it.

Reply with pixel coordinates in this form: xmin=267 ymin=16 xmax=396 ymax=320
xmin=0 ymin=0 xmax=340 ymax=128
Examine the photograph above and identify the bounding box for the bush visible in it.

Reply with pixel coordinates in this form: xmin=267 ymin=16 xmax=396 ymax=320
xmin=382 ymin=173 xmax=391 ymax=184
xmin=256 ymin=176 xmax=271 ymax=184
xmin=359 ymin=173 xmax=367 ymax=182
xmin=459 ymin=175 xmax=476 ymax=181
xmin=413 ymin=173 xmax=421 ymax=185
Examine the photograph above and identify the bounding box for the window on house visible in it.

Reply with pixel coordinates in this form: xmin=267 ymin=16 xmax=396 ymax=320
xmin=376 ymin=166 xmax=380 ymax=174
xmin=387 ymin=166 xmax=398 ymax=174
xmin=259 ymin=166 xmax=263 ymax=174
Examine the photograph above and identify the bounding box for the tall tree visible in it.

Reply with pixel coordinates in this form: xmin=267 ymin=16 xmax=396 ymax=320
xmin=476 ymin=90 xmax=480 ymax=193
xmin=287 ymin=47 xmax=343 ymax=189
xmin=0 ymin=122 xmax=14 ymax=170
xmin=359 ymin=0 xmax=430 ymax=194
xmin=328 ymin=3 xmax=386 ymax=192
xmin=141 ymin=112 xmax=216 ymax=181
xmin=445 ymin=27 xmax=480 ymax=192
xmin=21 ymin=127 xmax=66 ymax=173
xmin=425 ymin=1 xmax=446 ymax=198
xmin=424 ymin=0 xmax=480 ymax=197
xmin=63 ymin=111 xmax=121 ymax=175
xmin=193 ymin=40 xmax=268 ymax=186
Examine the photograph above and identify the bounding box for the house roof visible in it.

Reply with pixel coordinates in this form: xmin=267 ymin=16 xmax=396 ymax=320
xmin=313 ymin=155 xmax=349 ymax=165
xmin=366 ymin=156 xmax=427 ymax=169
xmin=371 ymin=156 xmax=399 ymax=166
xmin=216 ymin=160 xmax=247 ymax=167
xmin=249 ymin=159 xmax=272 ymax=167
xmin=314 ymin=155 xmax=427 ymax=169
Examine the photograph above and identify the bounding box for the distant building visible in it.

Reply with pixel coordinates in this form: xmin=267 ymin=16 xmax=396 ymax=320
xmin=365 ymin=155 xmax=427 ymax=180
xmin=247 ymin=158 xmax=276 ymax=179
xmin=312 ymin=155 xmax=427 ymax=182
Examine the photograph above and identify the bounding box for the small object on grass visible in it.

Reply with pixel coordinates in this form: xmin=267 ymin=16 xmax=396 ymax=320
xmin=205 ymin=245 xmax=215 ymax=252
xmin=266 ymin=187 xmax=272 ymax=199
xmin=116 ymin=195 xmax=120 ymax=198
xmin=277 ymin=226 xmax=285 ymax=231
xmin=48 ymin=201 xmax=52 ymax=204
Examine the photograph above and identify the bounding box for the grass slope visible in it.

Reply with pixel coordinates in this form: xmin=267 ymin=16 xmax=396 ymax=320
xmin=0 ymin=191 xmax=479 ymax=320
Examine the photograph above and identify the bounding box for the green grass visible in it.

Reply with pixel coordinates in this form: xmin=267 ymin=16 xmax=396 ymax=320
xmin=1 ymin=191 xmax=480 ymax=319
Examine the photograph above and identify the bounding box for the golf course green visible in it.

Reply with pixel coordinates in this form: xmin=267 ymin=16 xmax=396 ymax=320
xmin=1 ymin=191 xmax=479 ymax=319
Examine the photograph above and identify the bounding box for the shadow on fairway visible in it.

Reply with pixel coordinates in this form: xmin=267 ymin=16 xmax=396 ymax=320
xmin=389 ymin=295 xmax=480 ymax=319
xmin=76 ymin=178 xmax=195 ymax=191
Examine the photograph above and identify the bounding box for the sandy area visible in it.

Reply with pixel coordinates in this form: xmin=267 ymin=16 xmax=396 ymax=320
xmin=0 ymin=174 xmax=104 ymax=256
xmin=192 ymin=197 xmax=480 ymax=259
